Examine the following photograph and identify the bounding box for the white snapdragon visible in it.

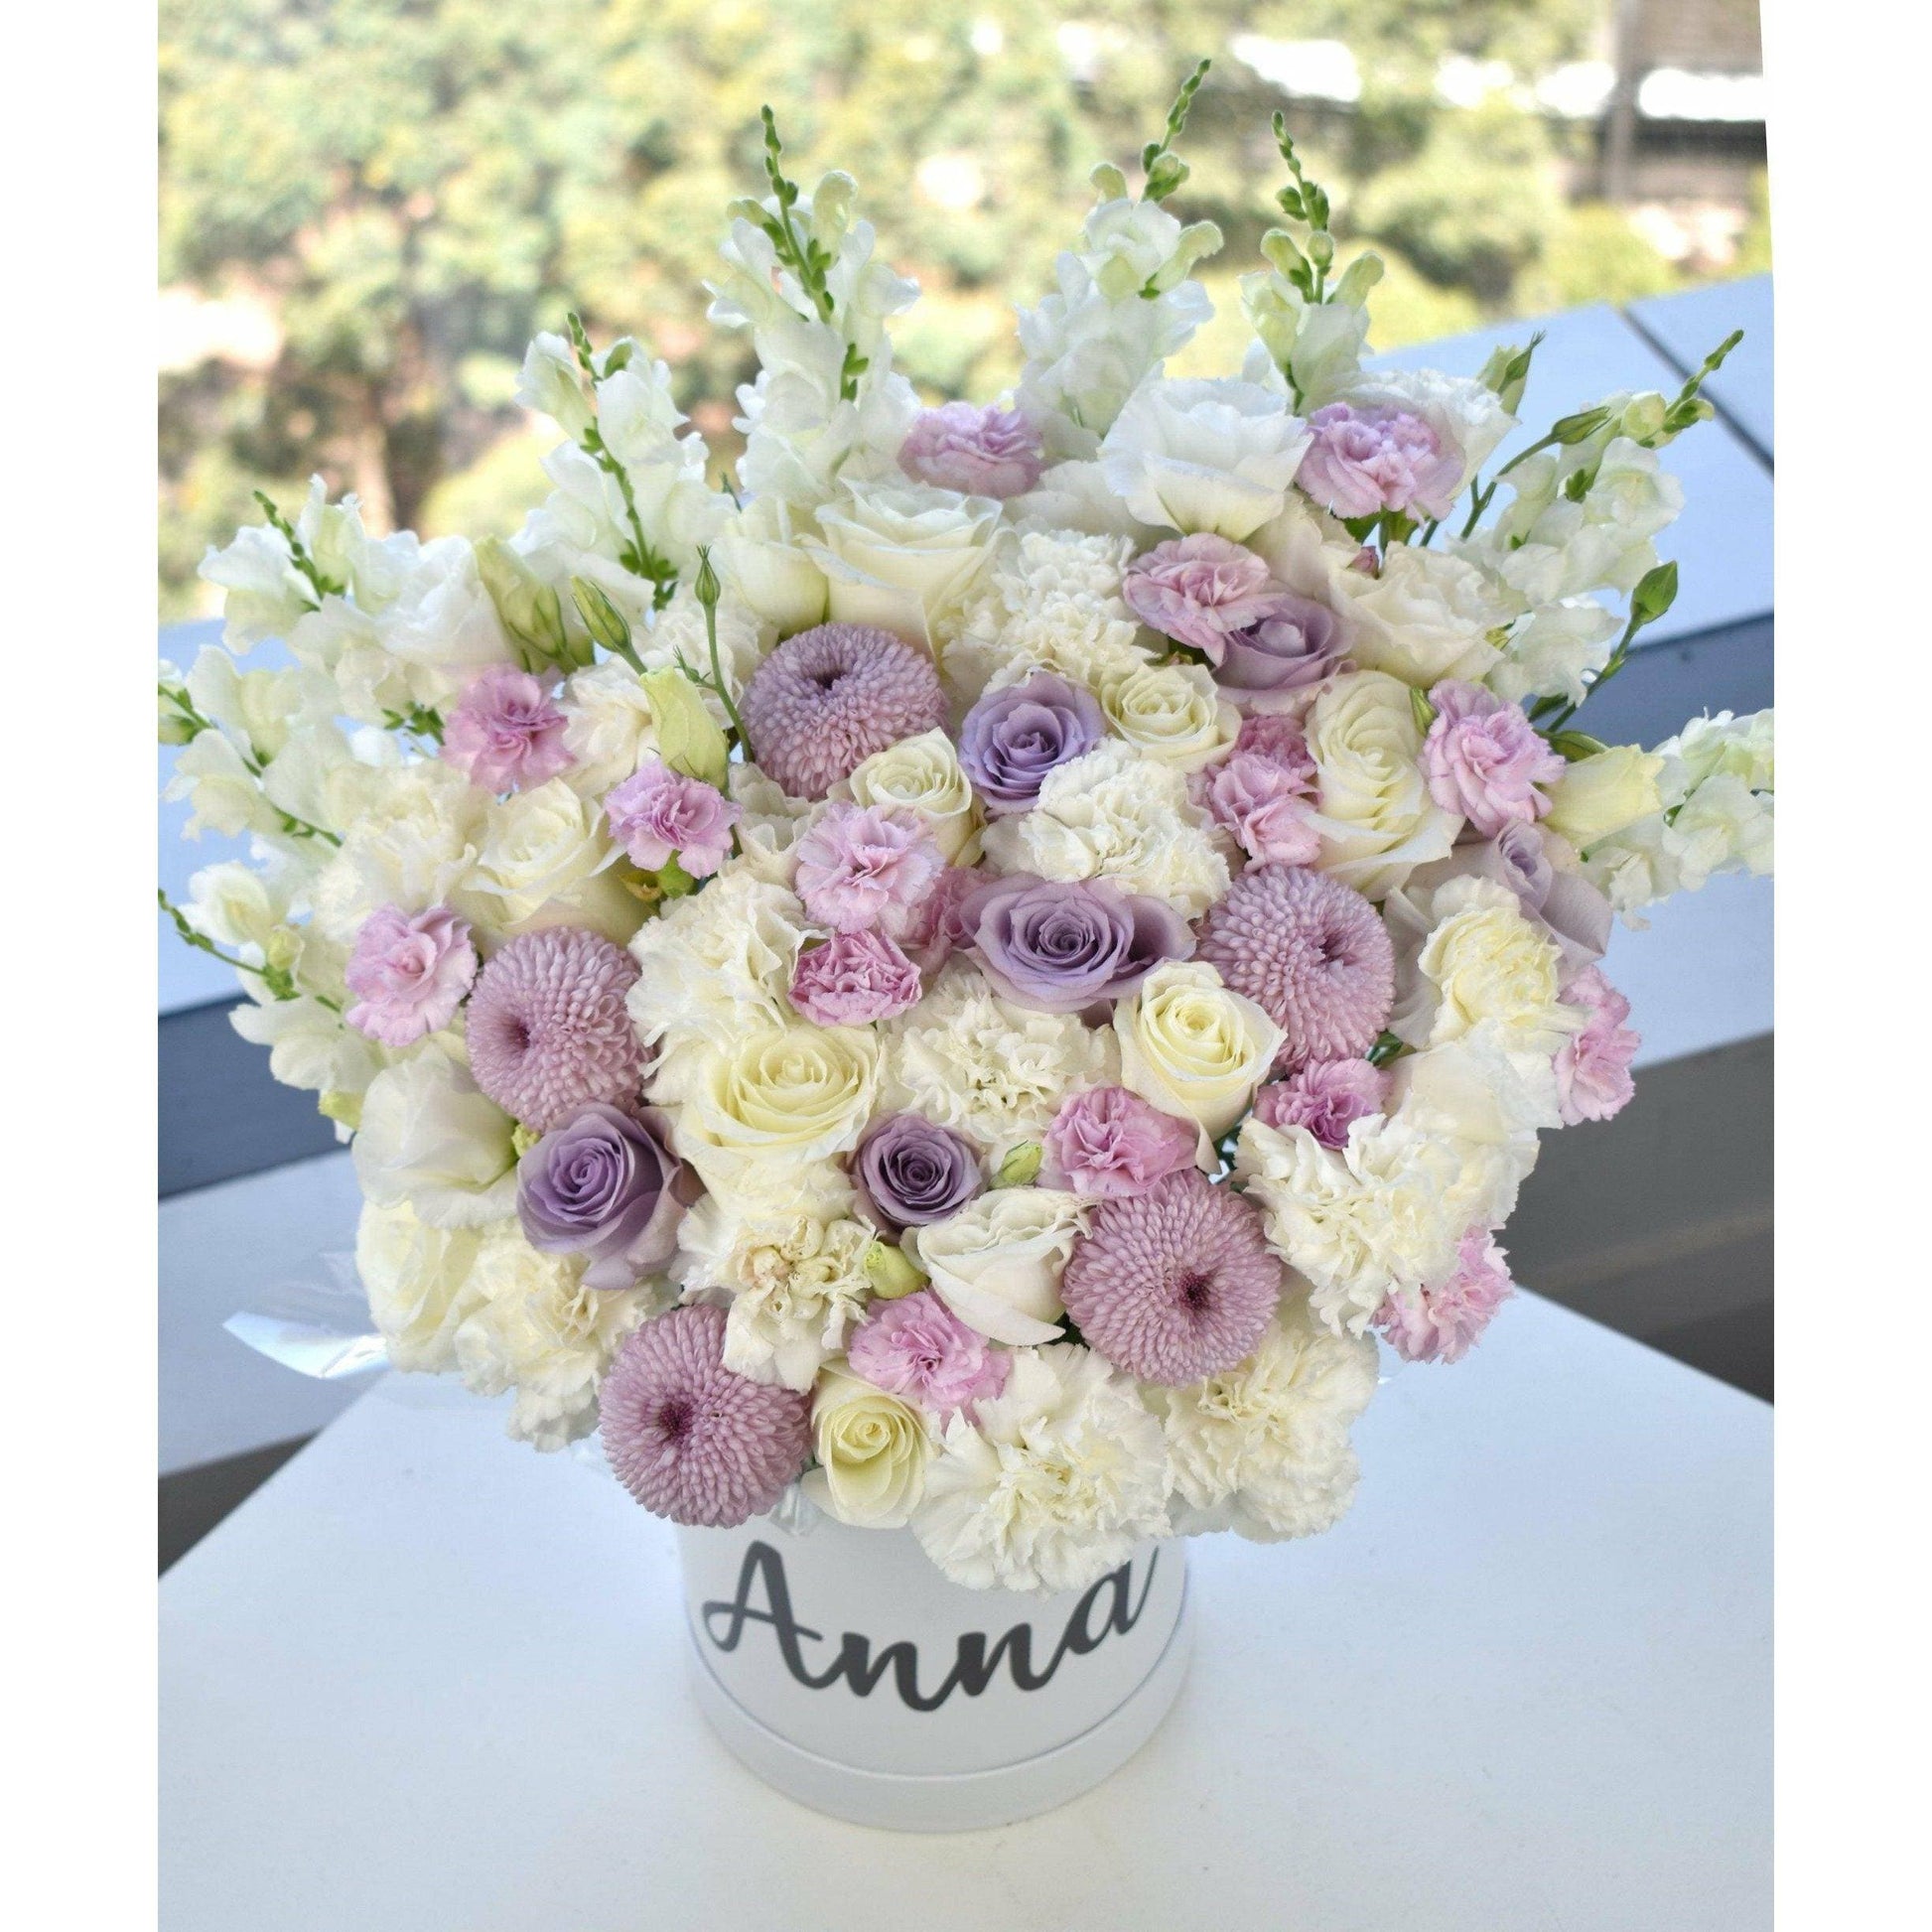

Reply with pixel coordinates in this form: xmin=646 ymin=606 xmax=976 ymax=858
xmin=912 ymin=1344 xmax=1173 ymax=1593
xmin=1099 ymin=377 xmax=1312 ymax=541
xmin=882 ymin=958 xmax=1118 ymax=1151
xmin=1488 ymin=597 xmax=1621 ymax=707
xmin=980 ymin=740 xmax=1230 ymax=919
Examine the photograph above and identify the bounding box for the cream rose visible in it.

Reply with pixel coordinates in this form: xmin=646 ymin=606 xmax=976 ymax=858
xmin=1098 ymin=377 xmax=1312 ymax=540
xmin=1306 ymin=670 xmax=1459 ymax=897
xmin=1099 ymin=660 xmax=1238 ymax=771
xmin=466 ymin=777 xmax=638 ymax=944
xmin=839 ymin=729 xmax=981 ymax=862
xmin=717 ymin=495 xmax=831 ymax=634
xmin=1544 ymin=746 xmax=1667 ymax=852
xmin=1114 ymin=959 xmax=1285 ymax=1139
xmin=802 ymin=1367 xmax=934 ymax=1528
xmin=803 ymin=480 xmax=1002 ymax=641
xmin=909 ymin=1187 xmax=1090 ymax=1345
xmin=675 ymin=1024 xmax=880 ymax=1190
xmin=351 ymin=1045 xmax=520 ymax=1228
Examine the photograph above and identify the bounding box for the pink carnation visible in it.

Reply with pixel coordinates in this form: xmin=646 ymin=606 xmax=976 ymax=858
xmin=604 ymin=758 xmax=740 ymax=877
xmin=845 ymin=1290 xmax=1010 ymax=1423
xmin=897 ymin=402 xmax=1044 ymax=498
xmin=793 ymin=803 xmax=945 ymax=940
xmin=1251 ymin=1057 xmax=1390 ymax=1148
xmin=344 ymin=904 xmax=478 ymax=1047
xmin=1122 ymin=533 xmax=1279 ymax=661
xmin=1554 ymin=966 xmax=1640 ymax=1124
xmin=1233 ymin=711 xmax=1317 ymax=781
xmin=1373 ymin=1229 xmax=1513 ymax=1364
xmin=1042 ymin=1086 xmax=1200 ymax=1199
xmin=442 ymin=666 xmax=573 ymax=793
xmin=895 ymin=864 xmax=980 ymax=977
xmin=1299 ymin=404 xmax=1464 ymax=521
xmin=1421 ymin=680 xmax=1566 ymax=839
xmin=788 ymin=930 xmax=924 ymax=1026
xmin=1200 ymin=751 xmax=1322 ymax=865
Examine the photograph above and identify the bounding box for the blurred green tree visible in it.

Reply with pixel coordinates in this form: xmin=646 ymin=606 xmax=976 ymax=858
xmin=159 ymin=0 xmax=1718 ymax=616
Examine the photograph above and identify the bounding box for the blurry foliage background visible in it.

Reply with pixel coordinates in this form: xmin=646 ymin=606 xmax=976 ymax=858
xmin=158 ymin=0 xmax=1768 ymax=617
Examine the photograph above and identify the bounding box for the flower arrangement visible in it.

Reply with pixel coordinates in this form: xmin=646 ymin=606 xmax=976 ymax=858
xmin=161 ymin=71 xmax=1773 ymax=1594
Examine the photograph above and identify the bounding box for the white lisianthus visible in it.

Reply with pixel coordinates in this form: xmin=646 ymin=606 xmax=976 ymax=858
xmin=910 ymin=1187 xmax=1090 ymax=1345
xmin=839 ymin=730 xmax=981 ymax=862
xmin=452 ymin=1224 xmax=653 ymax=1450
xmin=627 ymin=872 xmax=812 ymax=1096
xmin=354 ymin=1198 xmax=487 ymax=1374
xmin=351 ymin=1045 xmax=520 ymax=1229
xmin=1099 ymin=659 xmax=1238 ymax=771
xmin=1236 ymin=1114 xmax=1469 ymax=1335
xmin=308 ymin=761 xmax=485 ymax=944
xmin=1391 ymin=875 xmax=1581 ymax=1060
xmin=467 ymin=778 xmax=637 ymax=944
xmin=716 ymin=494 xmax=831 ymax=633
xmin=801 ymin=480 xmax=1002 ymax=642
xmin=674 ymin=1024 xmax=880 ymax=1194
xmin=803 ymin=1367 xmax=935 ymax=1528
xmin=675 ymin=1193 xmax=874 ymax=1392
xmin=1543 ymin=746 xmax=1667 ymax=852
xmin=912 ymin=1344 xmax=1173 ymax=1594
xmin=1115 ymin=960 xmax=1285 ymax=1140
xmin=980 ymin=741 xmax=1230 ymax=919
xmin=1099 ymin=377 xmax=1311 ymax=541
xmin=1156 ymin=1296 xmax=1379 ymax=1542
xmin=1488 ymin=598 xmax=1620 ymax=707
xmin=1340 ymin=545 xmax=1517 ymax=687
xmin=1305 ymin=670 xmax=1459 ymax=897
xmin=882 ymin=958 xmax=1118 ymax=1149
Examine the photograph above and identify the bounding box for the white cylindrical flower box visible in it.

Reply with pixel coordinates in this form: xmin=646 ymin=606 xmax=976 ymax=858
xmin=676 ymin=1516 xmax=1191 ymax=1832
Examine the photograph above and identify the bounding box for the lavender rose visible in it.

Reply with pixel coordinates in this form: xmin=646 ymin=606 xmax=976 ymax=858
xmin=517 ymin=1102 xmax=690 ymax=1291
xmin=1215 ymin=589 xmax=1348 ymax=705
xmin=854 ymin=1114 xmax=984 ymax=1230
xmin=897 ymin=402 xmax=1044 ymax=498
xmin=960 ymin=872 xmax=1193 ymax=1013
xmin=957 ymin=672 xmax=1105 ymax=815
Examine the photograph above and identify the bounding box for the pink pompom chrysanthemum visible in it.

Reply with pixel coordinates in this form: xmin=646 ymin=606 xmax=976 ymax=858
xmin=739 ymin=622 xmax=946 ymax=799
xmin=465 ymin=925 xmax=644 ymax=1130
xmin=1196 ymin=863 xmax=1395 ymax=1068
xmin=1373 ymin=1228 xmax=1513 ymax=1364
xmin=599 ymin=1305 xmax=811 ymax=1526
xmin=1060 ymin=1170 xmax=1283 ymax=1385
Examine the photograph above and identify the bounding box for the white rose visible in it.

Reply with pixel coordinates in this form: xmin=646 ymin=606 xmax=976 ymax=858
xmin=839 ymin=729 xmax=981 ymax=861
xmin=1305 ymin=670 xmax=1459 ymax=897
xmin=354 ymin=1198 xmax=486 ymax=1374
xmin=1099 ymin=376 xmax=1311 ymax=540
xmin=1115 ymin=959 xmax=1285 ymax=1139
xmin=351 ymin=1045 xmax=520 ymax=1228
xmin=1341 ymin=544 xmax=1516 ymax=687
xmin=1099 ymin=660 xmax=1238 ymax=771
xmin=802 ymin=480 xmax=1002 ymax=641
xmin=467 ymin=777 xmax=637 ymax=944
xmin=717 ymin=494 xmax=831 ymax=634
xmin=1488 ymin=598 xmax=1620 ymax=707
xmin=675 ymin=1024 xmax=880 ymax=1192
xmin=910 ymin=1187 xmax=1090 ymax=1345
xmin=802 ymin=1367 xmax=933 ymax=1528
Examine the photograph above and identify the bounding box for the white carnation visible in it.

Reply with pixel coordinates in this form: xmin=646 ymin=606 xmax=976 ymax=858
xmin=309 ymin=760 xmax=485 ymax=944
xmin=881 ymin=958 xmax=1117 ymax=1151
xmin=355 ymin=1198 xmax=486 ymax=1374
xmin=912 ymin=1344 xmax=1173 ymax=1593
xmin=1157 ymin=1296 xmax=1379 ymax=1542
xmin=980 ymin=740 xmax=1230 ymax=918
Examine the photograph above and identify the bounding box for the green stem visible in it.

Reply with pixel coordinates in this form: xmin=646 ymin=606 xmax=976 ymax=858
xmin=252 ymin=491 xmax=341 ymax=604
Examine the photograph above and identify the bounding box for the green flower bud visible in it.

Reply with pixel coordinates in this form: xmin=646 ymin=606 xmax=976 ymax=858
xmin=1619 ymin=392 xmax=1669 ymax=443
xmin=1307 ymin=228 xmax=1335 ymax=270
xmin=993 ymin=1141 xmax=1043 ymax=1188
xmin=1550 ymin=406 xmax=1613 ymax=446
xmin=864 ymin=1240 xmax=927 ymax=1301
xmin=1089 ymin=161 xmax=1130 ymax=203
xmin=510 ymin=1120 xmax=543 ymax=1159
xmin=637 ymin=667 xmax=730 ymax=787
xmin=476 ymin=538 xmax=569 ymax=673
xmin=1409 ymin=685 xmax=1437 ymax=737
xmin=570 ymin=577 xmax=633 ymax=657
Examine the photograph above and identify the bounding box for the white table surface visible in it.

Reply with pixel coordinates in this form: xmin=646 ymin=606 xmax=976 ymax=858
xmin=161 ymin=1291 xmax=1770 ymax=1932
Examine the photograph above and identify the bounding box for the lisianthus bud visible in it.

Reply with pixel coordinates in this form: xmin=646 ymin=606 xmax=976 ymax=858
xmin=477 ymin=538 xmax=570 ymax=673
xmin=570 ymin=577 xmax=633 ymax=657
xmin=993 ymin=1142 xmax=1044 ymax=1188
xmin=865 ymin=1240 xmax=927 ymax=1301
xmin=636 ymin=668 xmax=729 ymax=787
